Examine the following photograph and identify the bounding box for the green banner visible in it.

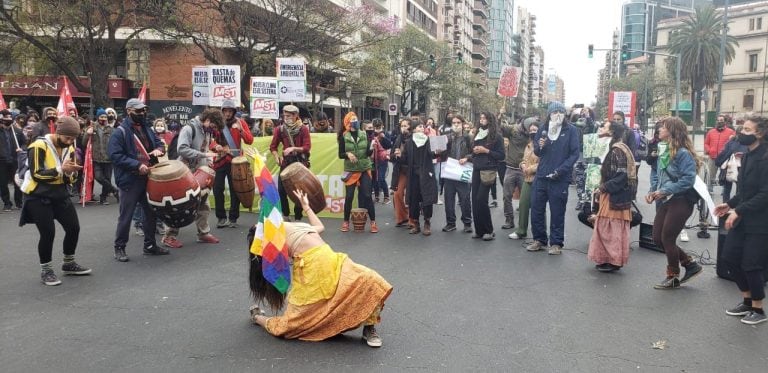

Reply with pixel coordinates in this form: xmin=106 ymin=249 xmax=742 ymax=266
xmin=210 ymin=133 xmax=346 ymax=218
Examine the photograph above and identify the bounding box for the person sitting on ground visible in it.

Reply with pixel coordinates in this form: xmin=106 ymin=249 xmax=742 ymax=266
xmin=248 ymin=190 xmax=393 ymax=347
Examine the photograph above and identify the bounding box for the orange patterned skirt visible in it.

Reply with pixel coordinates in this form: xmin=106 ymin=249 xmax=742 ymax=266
xmin=265 ymin=258 xmax=393 ymax=341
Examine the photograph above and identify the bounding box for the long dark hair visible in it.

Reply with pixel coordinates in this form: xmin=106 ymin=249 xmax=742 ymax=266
xmin=479 ymin=111 xmax=499 ymax=142
xmin=247 ymin=226 xmax=286 ymax=312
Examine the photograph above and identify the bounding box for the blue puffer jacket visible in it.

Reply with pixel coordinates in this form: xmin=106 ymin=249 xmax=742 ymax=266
xmin=533 ymin=121 xmax=581 ymax=182
xmin=108 ymin=117 xmax=165 ymax=190
xmin=653 ymin=147 xmax=697 ymax=197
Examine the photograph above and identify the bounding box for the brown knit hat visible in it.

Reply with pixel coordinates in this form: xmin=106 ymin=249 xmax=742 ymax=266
xmin=56 ymin=116 xmax=81 ymax=137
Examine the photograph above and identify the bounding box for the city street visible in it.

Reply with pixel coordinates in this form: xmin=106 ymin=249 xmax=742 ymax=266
xmin=1 ymin=166 xmax=766 ymax=373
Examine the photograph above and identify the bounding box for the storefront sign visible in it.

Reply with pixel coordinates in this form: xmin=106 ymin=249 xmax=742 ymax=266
xmin=152 ymin=101 xmax=196 ymax=126
xmin=0 ymin=75 xmax=129 ymax=98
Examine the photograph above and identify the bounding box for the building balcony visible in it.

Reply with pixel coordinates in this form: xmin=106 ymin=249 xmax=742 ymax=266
xmin=444 ymin=0 xmax=453 ymax=9
xmin=472 ymin=60 xmax=487 ymax=74
xmin=472 ymin=44 xmax=488 ymax=60
xmin=473 ymin=1 xmax=488 ymax=19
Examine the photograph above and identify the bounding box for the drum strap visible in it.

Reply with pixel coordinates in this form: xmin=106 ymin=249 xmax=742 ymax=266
xmin=117 ymin=126 xmax=151 ymax=166
xmin=222 ymin=126 xmax=241 ymax=156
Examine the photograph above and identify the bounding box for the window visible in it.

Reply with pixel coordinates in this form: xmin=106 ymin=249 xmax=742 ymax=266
xmin=744 ymin=89 xmax=755 ymax=109
xmin=749 ymin=53 xmax=759 ymax=73
xmin=749 ymin=18 xmax=755 ymax=31
xmin=758 ymin=18 xmax=763 ymax=30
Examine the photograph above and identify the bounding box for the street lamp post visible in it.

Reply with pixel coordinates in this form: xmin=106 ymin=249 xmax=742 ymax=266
xmin=345 ymin=86 xmax=352 ymax=111
xmin=716 ymin=0 xmax=729 ymax=115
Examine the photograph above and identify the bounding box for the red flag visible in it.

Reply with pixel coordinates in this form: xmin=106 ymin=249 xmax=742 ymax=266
xmin=81 ymin=138 xmax=94 ymax=207
xmin=137 ymin=83 xmax=147 ymax=104
xmin=0 ymin=89 xmax=7 ymax=110
xmin=56 ymin=76 xmax=78 ymax=133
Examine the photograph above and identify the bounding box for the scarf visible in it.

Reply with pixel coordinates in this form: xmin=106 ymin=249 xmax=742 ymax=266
xmin=612 ymin=142 xmax=637 ymax=183
xmin=475 ymin=127 xmax=488 ymax=141
xmin=285 ymin=119 xmax=302 ymax=137
xmin=657 ymin=141 xmax=670 ymax=170
xmin=412 ymin=132 xmax=428 ymax=148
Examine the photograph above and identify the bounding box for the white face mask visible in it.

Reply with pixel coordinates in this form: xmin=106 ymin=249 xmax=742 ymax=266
xmin=155 ymin=126 xmax=165 ymax=133
xmin=550 ymin=113 xmax=564 ymax=125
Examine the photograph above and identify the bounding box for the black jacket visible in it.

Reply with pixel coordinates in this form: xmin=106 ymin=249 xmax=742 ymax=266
xmin=404 ymin=137 xmax=438 ymax=206
xmin=0 ymin=126 xmax=26 ymax=163
xmin=727 ymin=143 xmax=768 ymax=233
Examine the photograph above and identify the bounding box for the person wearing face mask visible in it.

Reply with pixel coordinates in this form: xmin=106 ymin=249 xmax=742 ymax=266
xmin=467 ymin=111 xmax=505 ymax=241
xmin=715 ymin=126 xmax=748 ymax=202
xmin=509 ymin=118 xmax=540 ymax=240
xmin=401 ymin=119 xmax=437 ymax=236
xmin=390 ymin=118 xmax=412 ymax=228
xmin=705 ymin=115 xmax=736 ymax=194
xmin=210 ymin=99 xmax=254 ymax=228
xmin=498 ymin=116 xmax=532 ymax=230
xmin=108 ymin=98 xmax=168 ymax=262
xmin=371 ymin=118 xmax=392 ymax=205
xmin=312 ymin=112 xmax=332 ymax=133
xmin=83 ymin=108 xmax=118 ymax=205
xmin=0 ymin=109 xmax=26 ymax=211
xmin=105 ymin=108 xmax=118 ymax=127
xmin=337 ymin=112 xmax=378 ymax=233
xmin=527 ymin=102 xmax=581 ymax=254
xmin=587 ymin=120 xmax=637 ymax=272
xmin=153 ymin=118 xmax=174 ymax=149
xmin=261 ymin=118 xmax=275 ymax=137
xmin=270 ymin=104 xmax=310 ymax=222
xmin=27 ymin=107 xmax=57 ymax=141
xmin=20 ymin=117 xmax=90 ymax=286
xmin=441 ymin=114 xmax=473 ymax=233
xmin=715 ymin=116 xmax=768 ymax=325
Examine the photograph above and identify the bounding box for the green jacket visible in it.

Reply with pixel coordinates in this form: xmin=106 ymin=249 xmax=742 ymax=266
xmin=342 ymin=132 xmax=371 ymax=172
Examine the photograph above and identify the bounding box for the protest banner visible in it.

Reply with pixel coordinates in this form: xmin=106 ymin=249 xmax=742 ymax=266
xmin=192 ymin=66 xmax=209 ymax=106
xmin=207 ymin=65 xmax=240 ymax=107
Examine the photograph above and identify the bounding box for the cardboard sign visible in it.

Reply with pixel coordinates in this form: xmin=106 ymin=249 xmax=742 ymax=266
xmin=497 ymin=66 xmax=522 ymax=98
xmin=207 ymin=65 xmax=240 ymax=107
xmin=276 ymin=58 xmax=306 ymax=81
xmin=250 ymin=98 xmax=279 ymax=119
xmin=250 ymin=77 xmax=278 ymax=99
xmin=278 ymin=80 xmax=308 ymax=102
xmin=192 ymin=66 xmax=209 ymax=106
xmin=608 ymin=91 xmax=637 ymax=128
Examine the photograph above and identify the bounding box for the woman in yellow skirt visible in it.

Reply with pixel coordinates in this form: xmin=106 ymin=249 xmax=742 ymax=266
xmin=248 ymin=190 xmax=393 ymax=347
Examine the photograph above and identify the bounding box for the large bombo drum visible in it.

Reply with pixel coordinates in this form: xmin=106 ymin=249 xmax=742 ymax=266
xmin=231 ymin=156 xmax=255 ymax=209
xmin=279 ymin=162 xmax=327 ymax=213
xmin=193 ymin=165 xmax=215 ymax=196
xmin=147 ymin=160 xmax=201 ymax=228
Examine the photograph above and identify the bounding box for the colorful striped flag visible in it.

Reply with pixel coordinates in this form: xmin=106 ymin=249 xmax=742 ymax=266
xmin=248 ymin=150 xmax=291 ymax=294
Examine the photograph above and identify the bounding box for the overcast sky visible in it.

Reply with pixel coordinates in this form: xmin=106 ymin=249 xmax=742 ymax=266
xmin=515 ymin=0 xmax=623 ymax=106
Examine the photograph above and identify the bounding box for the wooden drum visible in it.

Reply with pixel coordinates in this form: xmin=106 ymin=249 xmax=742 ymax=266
xmin=193 ymin=165 xmax=215 ymax=196
xmin=147 ymin=160 xmax=201 ymax=228
xmin=350 ymin=208 xmax=368 ymax=232
xmin=279 ymin=162 xmax=327 ymax=213
xmin=231 ymin=156 xmax=255 ymax=209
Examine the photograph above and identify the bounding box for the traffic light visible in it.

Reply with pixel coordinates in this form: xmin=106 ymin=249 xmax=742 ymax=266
xmin=588 ymin=44 xmax=594 ymax=58
xmin=456 ymin=52 xmax=463 ymax=64
xmin=621 ymin=44 xmax=629 ymax=60
xmin=428 ymin=54 xmax=436 ymax=69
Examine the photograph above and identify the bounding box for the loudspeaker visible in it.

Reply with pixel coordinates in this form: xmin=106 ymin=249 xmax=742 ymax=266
xmin=639 ymin=223 xmax=663 ymax=253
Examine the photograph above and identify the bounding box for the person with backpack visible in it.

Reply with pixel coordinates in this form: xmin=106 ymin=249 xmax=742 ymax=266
xmin=269 ymin=104 xmax=311 ymax=222
xmin=587 ymin=120 xmax=637 ymax=272
xmin=160 ymin=110 xmax=221 ymax=249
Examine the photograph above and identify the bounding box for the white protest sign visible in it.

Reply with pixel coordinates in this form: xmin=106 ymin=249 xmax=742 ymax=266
xmin=440 ymin=157 xmax=473 ymax=183
xmin=208 ymin=65 xmax=240 ymax=107
xmin=250 ymin=77 xmax=278 ymax=99
xmin=250 ymin=98 xmax=279 ymax=119
xmin=276 ymin=58 xmax=306 ymax=81
xmin=278 ymin=80 xmax=308 ymax=102
xmin=192 ymin=66 xmax=209 ymax=106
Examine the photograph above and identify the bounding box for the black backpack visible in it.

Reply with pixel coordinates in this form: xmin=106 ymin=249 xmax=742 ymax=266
xmin=167 ymin=126 xmax=195 ymax=160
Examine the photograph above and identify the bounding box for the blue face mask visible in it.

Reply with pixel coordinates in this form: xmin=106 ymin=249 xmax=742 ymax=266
xmin=351 ymin=120 xmax=360 ymax=131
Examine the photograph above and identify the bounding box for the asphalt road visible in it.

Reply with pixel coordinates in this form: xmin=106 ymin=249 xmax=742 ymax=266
xmin=1 ymin=166 xmax=766 ymax=372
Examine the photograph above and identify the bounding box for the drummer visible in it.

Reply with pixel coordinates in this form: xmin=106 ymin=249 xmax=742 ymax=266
xmin=160 ymin=109 xmax=222 ymax=248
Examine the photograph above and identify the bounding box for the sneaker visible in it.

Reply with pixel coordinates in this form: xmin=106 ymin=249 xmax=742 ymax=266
xmin=114 ymin=247 xmax=129 ymax=262
xmin=548 ymin=245 xmax=562 ymax=255
xmin=370 ymin=221 xmax=379 ymax=234
xmin=574 ymin=201 xmax=584 ymax=211
xmin=422 ymin=221 xmax=431 ymax=236
xmin=442 ymin=224 xmax=457 ymax=232
xmin=162 ymin=236 xmax=184 ymax=249
xmin=501 ymin=219 xmax=514 ymax=230
xmin=382 ymin=197 xmax=391 ymax=205
xmin=680 ymin=262 xmax=703 ymax=284
xmin=395 ymin=220 xmax=409 ymax=228
xmin=526 ymin=241 xmax=545 ymax=252
xmin=228 ymin=219 xmax=238 ymax=228
xmin=508 ymin=232 xmax=525 ymax=240
xmin=463 ymin=225 xmax=473 ymax=234
xmin=482 ymin=233 xmax=496 ymax=241
xmin=740 ymin=311 xmax=768 ymax=325
xmin=436 ymin=198 xmax=444 ymax=205
xmin=679 ymin=230 xmax=690 ymax=242
xmin=134 ymin=227 xmax=144 ymax=237
xmin=217 ymin=218 xmax=229 ymax=228
xmin=409 ymin=224 xmax=421 ymax=234
xmin=362 ymin=325 xmax=383 ymax=348
xmin=197 ymin=233 xmax=220 ymax=244
xmin=653 ymin=276 xmax=681 ymax=290
xmin=726 ymin=302 xmax=753 ymax=316
xmin=340 ymin=221 xmax=350 ymax=232
xmin=41 ymin=270 xmax=61 ymax=286
xmin=61 ymin=261 xmax=92 ymax=275
xmin=99 ymin=196 xmax=109 ymax=205
xmin=489 ymin=200 xmax=498 ymax=208
xmin=143 ymin=244 xmax=170 ymax=256
xmin=596 ymin=263 xmax=614 ymax=272
xmin=3 ymin=204 xmax=12 ymax=212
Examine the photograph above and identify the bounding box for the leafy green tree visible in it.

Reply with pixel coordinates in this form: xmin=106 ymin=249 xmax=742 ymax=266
xmin=668 ymin=5 xmax=737 ymax=127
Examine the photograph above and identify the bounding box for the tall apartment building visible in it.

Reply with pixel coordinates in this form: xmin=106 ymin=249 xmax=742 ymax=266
xmin=621 ymin=0 xmax=709 ymax=60
xmin=471 ymin=0 xmax=491 ymax=77
xmin=406 ymin=0 xmax=440 ymax=38
xmin=440 ymin=0 xmax=474 ymax=70
xmin=515 ymin=7 xmax=536 ymax=112
xmin=545 ymin=71 xmax=566 ymax=104
xmin=597 ymin=29 xmax=620 ymax=103
xmin=529 ymin=46 xmax=545 ymax=108
xmin=487 ymin=0 xmax=515 ymax=80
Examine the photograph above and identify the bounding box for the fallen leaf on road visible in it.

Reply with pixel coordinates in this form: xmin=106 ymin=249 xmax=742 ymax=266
xmin=652 ymin=340 xmax=667 ymax=350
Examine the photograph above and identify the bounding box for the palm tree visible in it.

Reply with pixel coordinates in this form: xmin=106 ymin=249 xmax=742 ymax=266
xmin=668 ymin=5 xmax=738 ymax=129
